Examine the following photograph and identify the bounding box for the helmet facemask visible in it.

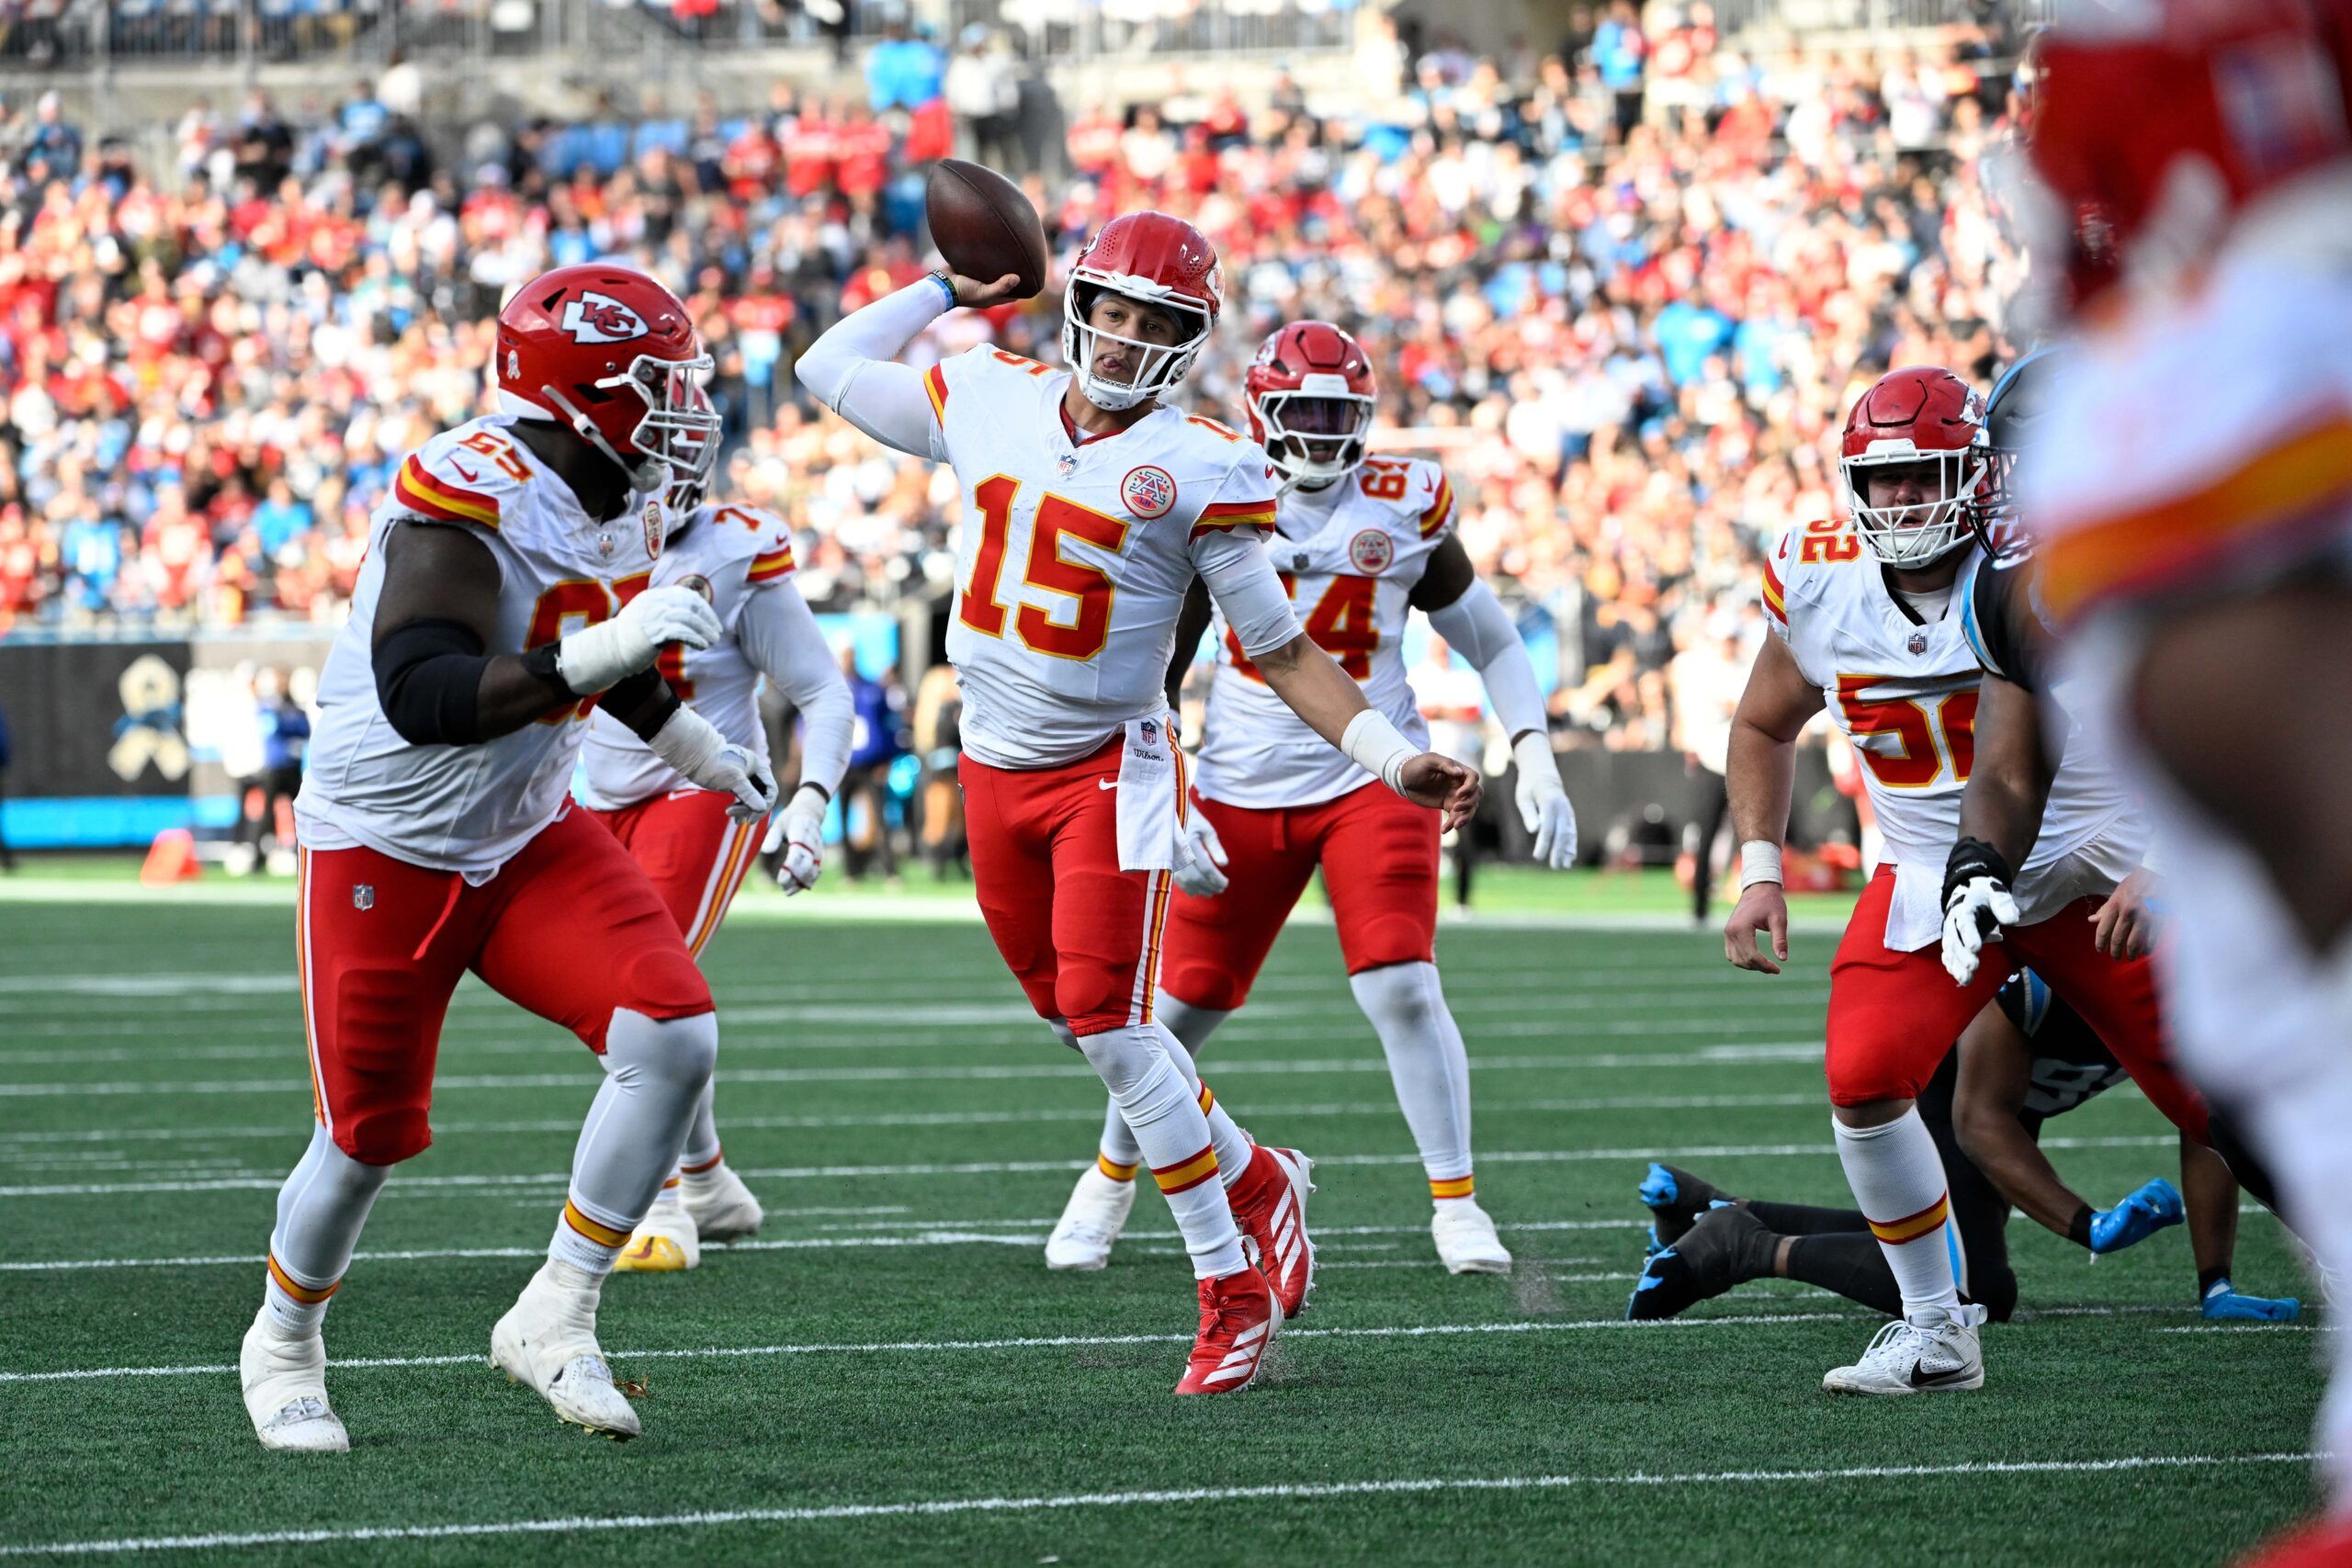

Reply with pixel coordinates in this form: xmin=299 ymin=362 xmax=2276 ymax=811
xmin=1255 ymin=378 xmax=1375 ymax=493
xmin=538 ymin=350 xmax=721 ymax=495
xmin=1060 ymin=280 xmax=1212 ymax=412
xmin=1839 ymin=447 xmax=1985 ymax=568
xmin=662 ymin=383 xmax=720 ymax=525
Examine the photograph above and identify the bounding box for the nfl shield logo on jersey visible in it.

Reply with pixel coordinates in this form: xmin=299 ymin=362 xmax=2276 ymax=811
xmin=1349 ymin=529 xmax=1395 ymax=574
xmin=1907 ymin=631 xmax=1928 ymax=655
xmin=1057 ymin=453 xmax=1080 ymax=479
xmin=352 ymin=885 xmax=374 ymax=912
xmin=1122 ymin=466 xmax=1178 ymax=520
xmin=1140 ymin=718 xmax=1159 ymax=747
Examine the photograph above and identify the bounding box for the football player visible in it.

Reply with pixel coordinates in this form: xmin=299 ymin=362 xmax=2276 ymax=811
xmin=1722 ymin=367 xmax=2211 ymax=1396
xmin=2022 ymin=2 xmax=2352 ymax=1543
xmin=1629 ymin=971 xmax=2298 ymax=1325
xmin=1042 ymin=321 xmax=1577 ymax=1279
xmin=796 ymin=215 xmax=1482 ymax=1393
xmin=242 ymin=266 xmax=775 ymax=1450
xmin=577 ymin=430 xmax=854 ymax=1273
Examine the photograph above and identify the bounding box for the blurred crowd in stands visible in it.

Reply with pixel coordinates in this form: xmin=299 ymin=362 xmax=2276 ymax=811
xmin=0 ymin=0 xmax=2032 ymax=759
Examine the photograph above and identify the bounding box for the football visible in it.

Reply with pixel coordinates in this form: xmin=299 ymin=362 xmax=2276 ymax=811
xmin=925 ymin=159 xmax=1049 ymax=300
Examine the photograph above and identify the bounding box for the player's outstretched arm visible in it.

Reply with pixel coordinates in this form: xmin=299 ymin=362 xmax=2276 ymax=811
xmin=794 ymin=273 xmax=1020 ymax=458
xmin=1942 ymin=671 xmax=2052 ymax=983
xmin=738 ymin=578 xmax=852 ymax=892
xmin=371 ymin=521 xmax=719 ymax=743
xmin=1723 ymin=633 xmax=1823 ymax=973
xmin=1951 ymin=999 xmax=2099 ymax=1242
xmin=1417 ymin=536 xmax=1575 ymax=868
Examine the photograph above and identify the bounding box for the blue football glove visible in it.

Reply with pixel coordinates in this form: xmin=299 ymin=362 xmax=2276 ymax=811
xmin=2201 ymin=1278 xmax=2301 ymax=1323
xmin=2087 ymin=1178 xmax=2185 ymax=1256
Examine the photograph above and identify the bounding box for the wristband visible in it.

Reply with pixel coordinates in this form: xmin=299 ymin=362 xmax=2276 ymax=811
xmin=1738 ymin=840 xmax=1783 ymax=889
xmin=519 ymin=641 xmax=575 ymax=697
xmin=927 ymin=268 xmax=958 ymax=310
xmin=1341 ymin=709 xmax=1418 ymax=794
xmin=2067 ymin=1204 xmax=2095 ymax=1250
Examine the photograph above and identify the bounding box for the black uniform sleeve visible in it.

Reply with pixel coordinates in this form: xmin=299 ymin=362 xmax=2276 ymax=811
xmin=1961 ymin=558 xmax=2044 ymax=693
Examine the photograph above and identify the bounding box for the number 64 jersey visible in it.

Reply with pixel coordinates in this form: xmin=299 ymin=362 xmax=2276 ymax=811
xmin=923 ymin=347 xmax=1281 ymax=769
xmin=1761 ymin=517 xmax=2142 ymax=953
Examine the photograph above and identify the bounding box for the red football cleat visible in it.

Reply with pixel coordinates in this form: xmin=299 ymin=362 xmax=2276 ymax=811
xmin=1174 ymin=1268 xmax=1281 ymax=1395
xmin=1227 ymin=1145 xmax=1317 ymax=1318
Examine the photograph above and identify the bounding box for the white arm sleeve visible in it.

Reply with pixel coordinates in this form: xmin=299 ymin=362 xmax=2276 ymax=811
xmin=793 ymin=280 xmax=954 ymax=460
xmin=737 ymin=581 xmax=854 ymax=797
xmin=1426 ymin=577 xmax=1548 ymax=739
xmin=1193 ymin=527 xmax=1303 ymax=657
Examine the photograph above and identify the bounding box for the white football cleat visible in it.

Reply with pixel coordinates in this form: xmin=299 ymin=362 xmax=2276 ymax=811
xmin=490 ymin=1260 xmax=643 ymax=1438
xmin=1430 ymin=1199 xmax=1513 ymax=1275
xmin=680 ymin=1163 xmax=763 ymax=1242
xmin=1822 ymin=1304 xmax=1986 ymax=1396
xmin=1045 ymin=1164 xmax=1136 ymax=1271
xmin=241 ymin=1308 xmax=349 ymax=1453
xmin=612 ymin=1188 xmax=701 ymax=1273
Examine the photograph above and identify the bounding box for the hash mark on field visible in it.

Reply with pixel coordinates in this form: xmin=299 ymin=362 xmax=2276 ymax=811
xmin=0 ymin=1453 xmax=2315 ymax=1557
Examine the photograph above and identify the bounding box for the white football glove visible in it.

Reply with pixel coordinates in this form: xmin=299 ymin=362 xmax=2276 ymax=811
xmin=648 ymin=706 xmax=778 ymax=824
xmin=556 ymin=585 xmax=723 ymax=694
xmin=1511 ymin=732 xmax=1577 ymax=870
xmin=772 ymin=784 xmax=828 ymax=895
xmin=1172 ymin=812 xmax=1230 ymax=897
xmin=1940 ymin=876 xmax=2019 ymax=986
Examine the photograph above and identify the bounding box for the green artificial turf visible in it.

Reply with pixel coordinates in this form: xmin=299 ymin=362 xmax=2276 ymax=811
xmin=0 ymin=879 xmax=2320 ymax=1565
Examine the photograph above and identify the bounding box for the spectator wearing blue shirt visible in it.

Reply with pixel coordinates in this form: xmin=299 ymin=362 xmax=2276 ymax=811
xmin=865 ymin=20 xmax=945 ymax=113
xmin=23 ymin=93 xmax=81 ymax=187
xmin=1652 ymin=296 xmax=1735 ymax=387
xmin=1591 ymin=1 xmax=1647 ymax=139
xmin=839 ymin=646 xmax=906 ymax=883
xmin=252 ymin=479 xmax=314 ymax=563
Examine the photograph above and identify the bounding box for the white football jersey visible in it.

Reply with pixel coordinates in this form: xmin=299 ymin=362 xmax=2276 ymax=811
xmin=924 ymin=346 xmax=1280 ymax=768
xmin=577 ymin=502 xmax=797 ymax=809
xmin=2025 ymin=259 xmax=2352 ymax=1097
xmin=295 ymin=415 xmax=673 ymax=880
xmin=1763 ymin=519 xmax=2140 ymax=950
xmin=1194 ymin=456 xmax=1455 ymax=808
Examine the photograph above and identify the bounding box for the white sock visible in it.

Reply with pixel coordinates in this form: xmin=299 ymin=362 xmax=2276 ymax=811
xmin=1833 ymin=1111 xmax=1960 ymax=1324
xmin=1350 ymin=961 xmax=1476 ymax=1201
xmin=1075 ymin=1023 xmax=1247 ymax=1279
xmin=262 ymin=1122 xmax=390 ymax=1335
xmin=1094 ymin=1001 xmax=1244 ymax=1180
xmin=550 ymin=1008 xmax=718 ymax=1277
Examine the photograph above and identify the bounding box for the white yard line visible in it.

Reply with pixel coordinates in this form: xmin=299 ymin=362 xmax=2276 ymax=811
xmin=0 ymin=1452 xmax=2311 ymax=1558
xmin=0 ymin=1134 xmax=2178 ymax=1200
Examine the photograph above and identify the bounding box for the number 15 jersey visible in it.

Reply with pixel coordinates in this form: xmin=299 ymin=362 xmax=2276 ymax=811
xmin=1763 ymin=518 xmax=2139 ymax=951
xmin=923 ymin=347 xmax=1280 ymax=769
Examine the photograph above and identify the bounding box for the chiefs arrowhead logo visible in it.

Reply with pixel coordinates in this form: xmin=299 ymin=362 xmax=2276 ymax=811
xmin=560 ymin=291 xmax=649 ymax=344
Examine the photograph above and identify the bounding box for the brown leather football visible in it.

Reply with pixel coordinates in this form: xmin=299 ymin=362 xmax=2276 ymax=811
xmin=924 ymin=159 xmax=1048 ymax=300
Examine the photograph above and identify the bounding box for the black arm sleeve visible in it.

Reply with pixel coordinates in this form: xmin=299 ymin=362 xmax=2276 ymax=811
xmin=374 ymin=618 xmax=494 ymax=746
xmin=602 ymin=666 xmax=682 ymax=741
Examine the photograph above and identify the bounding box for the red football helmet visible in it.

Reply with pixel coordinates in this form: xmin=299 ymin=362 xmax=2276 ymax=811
xmin=495 ymin=265 xmax=720 ymax=493
xmin=1837 ymin=367 xmax=1987 ymax=567
xmin=1246 ymin=321 xmax=1378 ymax=492
xmin=2028 ymin=0 xmax=2352 ymax=311
xmin=1060 ymin=211 xmax=1223 ymax=412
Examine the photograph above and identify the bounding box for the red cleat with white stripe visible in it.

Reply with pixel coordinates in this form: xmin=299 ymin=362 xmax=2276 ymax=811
xmin=1227 ymin=1145 xmax=1317 ymax=1317
xmin=1174 ymin=1267 xmax=1282 ymax=1395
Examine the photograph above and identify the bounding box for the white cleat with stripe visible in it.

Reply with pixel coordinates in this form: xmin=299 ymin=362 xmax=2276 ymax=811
xmin=681 ymin=1163 xmax=764 ymax=1242
xmin=1822 ymin=1304 xmax=1986 ymax=1396
xmin=490 ymin=1260 xmax=643 ymax=1438
xmin=1430 ymin=1199 xmax=1514 ymax=1275
xmin=241 ymin=1309 xmax=350 ymax=1453
xmin=1045 ymin=1164 xmax=1137 ymax=1271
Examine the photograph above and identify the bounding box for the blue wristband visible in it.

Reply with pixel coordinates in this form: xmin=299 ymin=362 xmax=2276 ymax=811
xmin=929 ymin=270 xmax=957 ymax=310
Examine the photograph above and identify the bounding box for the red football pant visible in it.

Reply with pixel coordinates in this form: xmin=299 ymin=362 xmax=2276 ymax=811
xmin=1160 ymin=781 xmax=1440 ymax=1013
xmin=585 ymin=789 xmax=762 ymax=956
xmin=296 ymin=806 xmax=713 ymax=1166
xmin=957 ymin=737 xmax=1174 ymax=1037
xmin=1825 ymin=866 xmax=2209 ymax=1141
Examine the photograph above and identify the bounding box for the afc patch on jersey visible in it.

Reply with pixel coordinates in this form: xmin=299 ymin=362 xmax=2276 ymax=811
xmin=641 ymin=498 xmax=666 ymax=560
xmin=1348 ymin=529 xmax=1395 ymax=574
xmin=1122 ymin=465 xmax=1178 ymax=520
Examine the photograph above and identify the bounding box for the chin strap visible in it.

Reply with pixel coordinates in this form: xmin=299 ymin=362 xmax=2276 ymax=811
xmin=537 ymin=383 xmax=668 ymax=494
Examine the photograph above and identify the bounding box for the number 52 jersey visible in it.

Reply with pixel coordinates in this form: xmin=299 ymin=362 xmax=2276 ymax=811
xmin=296 ymin=415 xmax=668 ymax=881
xmin=1762 ymin=518 xmax=2141 ymax=952
xmin=922 ymin=346 xmax=1280 ymax=769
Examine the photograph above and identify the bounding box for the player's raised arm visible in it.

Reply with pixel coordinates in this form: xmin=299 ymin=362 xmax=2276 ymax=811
xmin=794 ymin=271 xmax=1021 ymax=458
xmin=1191 ymin=522 xmax=1480 ymax=831
xmin=1723 ymin=628 xmax=1826 ymax=974
xmin=370 ymin=519 xmax=721 ymax=744
xmin=1414 ymin=532 xmax=1576 ymax=868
